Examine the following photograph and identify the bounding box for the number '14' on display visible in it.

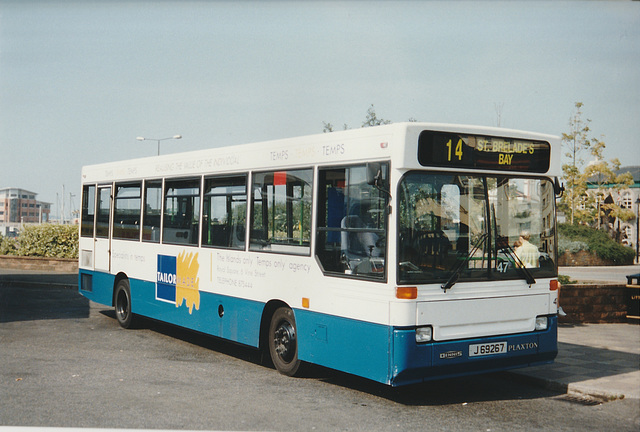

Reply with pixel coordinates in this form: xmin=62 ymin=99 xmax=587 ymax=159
xmin=445 ymin=139 xmax=463 ymax=161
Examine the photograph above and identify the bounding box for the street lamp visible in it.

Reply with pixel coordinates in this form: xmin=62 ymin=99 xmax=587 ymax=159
xmin=636 ymin=197 xmax=640 ymax=264
xmin=136 ymin=135 xmax=182 ymax=156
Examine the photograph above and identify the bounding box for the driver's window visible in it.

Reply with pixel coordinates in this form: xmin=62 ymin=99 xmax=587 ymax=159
xmin=316 ymin=164 xmax=388 ymax=279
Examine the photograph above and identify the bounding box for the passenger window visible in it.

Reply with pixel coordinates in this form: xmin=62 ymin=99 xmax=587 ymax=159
xmin=95 ymin=187 xmax=111 ymax=239
xmin=202 ymin=175 xmax=247 ymax=249
xmin=81 ymin=184 xmax=96 ymax=237
xmin=163 ymin=178 xmax=200 ymax=246
xmin=142 ymin=180 xmax=162 ymax=243
xmin=316 ymin=164 xmax=389 ymax=279
xmin=250 ymin=169 xmax=312 ymax=255
xmin=113 ymin=182 xmax=141 ymax=240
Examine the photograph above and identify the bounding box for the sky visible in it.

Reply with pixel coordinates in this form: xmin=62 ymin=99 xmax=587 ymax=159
xmin=1 ymin=0 xmax=639 ymax=220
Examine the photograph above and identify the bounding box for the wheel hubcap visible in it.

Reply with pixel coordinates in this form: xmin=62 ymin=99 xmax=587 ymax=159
xmin=117 ymin=291 xmax=129 ymax=320
xmin=273 ymin=321 xmax=295 ymax=363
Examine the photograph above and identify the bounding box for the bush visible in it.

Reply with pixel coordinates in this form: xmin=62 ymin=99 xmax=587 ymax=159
xmin=558 ymin=223 xmax=635 ymax=265
xmin=590 ymin=240 xmax=635 ymax=264
xmin=558 ymin=274 xmax=576 ymax=285
xmin=558 ymin=239 xmax=588 ymax=255
xmin=14 ymin=224 xmax=79 ymax=259
xmin=0 ymin=235 xmax=18 ymax=255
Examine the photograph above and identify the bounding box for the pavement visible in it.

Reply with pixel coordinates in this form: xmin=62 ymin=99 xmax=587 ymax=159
xmin=1 ymin=266 xmax=639 ymax=401
xmin=511 ymin=264 xmax=640 ymax=401
xmin=559 ymin=264 xmax=640 ymax=285
xmin=512 ymin=323 xmax=640 ymax=401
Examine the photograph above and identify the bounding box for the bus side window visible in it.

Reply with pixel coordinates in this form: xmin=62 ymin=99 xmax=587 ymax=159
xmin=202 ymin=175 xmax=247 ymax=249
xmin=316 ymin=164 xmax=388 ymax=279
xmin=142 ymin=180 xmax=162 ymax=242
xmin=113 ymin=182 xmax=142 ymax=241
xmin=81 ymin=184 xmax=96 ymax=237
xmin=249 ymin=169 xmax=312 ymax=255
xmin=95 ymin=187 xmax=111 ymax=239
xmin=163 ymin=178 xmax=200 ymax=246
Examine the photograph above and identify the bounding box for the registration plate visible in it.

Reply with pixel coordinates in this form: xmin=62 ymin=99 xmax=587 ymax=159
xmin=469 ymin=342 xmax=507 ymax=357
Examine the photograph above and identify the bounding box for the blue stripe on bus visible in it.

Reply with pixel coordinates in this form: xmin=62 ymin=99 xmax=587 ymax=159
xmin=295 ymin=309 xmax=392 ymax=384
xmin=79 ymin=269 xmax=557 ymax=386
xmin=79 ymin=269 xmax=262 ymax=347
xmin=78 ymin=271 xmax=115 ymax=306
xmin=391 ymin=316 xmax=558 ymax=386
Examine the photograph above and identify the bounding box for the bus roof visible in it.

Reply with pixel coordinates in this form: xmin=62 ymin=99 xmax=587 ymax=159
xmin=81 ymin=122 xmax=561 ymax=184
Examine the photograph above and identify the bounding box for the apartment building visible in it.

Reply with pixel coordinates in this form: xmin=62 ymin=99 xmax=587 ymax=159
xmin=0 ymin=187 xmax=51 ymax=227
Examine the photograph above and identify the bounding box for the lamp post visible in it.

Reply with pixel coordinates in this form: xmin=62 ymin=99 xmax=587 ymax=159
xmin=636 ymin=197 xmax=640 ymax=264
xmin=136 ymin=135 xmax=182 ymax=155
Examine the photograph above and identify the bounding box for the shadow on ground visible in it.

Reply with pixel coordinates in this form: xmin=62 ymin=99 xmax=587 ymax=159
xmin=99 ymin=308 xmax=564 ymax=406
xmin=0 ymin=276 xmax=87 ymax=323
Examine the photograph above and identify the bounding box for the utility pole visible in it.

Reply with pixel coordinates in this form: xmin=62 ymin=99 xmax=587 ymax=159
xmin=61 ymin=185 xmax=65 ymax=225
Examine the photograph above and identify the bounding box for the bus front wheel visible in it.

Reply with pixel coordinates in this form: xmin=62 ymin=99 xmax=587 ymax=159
xmin=268 ymin=307 xmax=301 ymax=376
xmin=114 ymin=279 xmax=135 ymax=329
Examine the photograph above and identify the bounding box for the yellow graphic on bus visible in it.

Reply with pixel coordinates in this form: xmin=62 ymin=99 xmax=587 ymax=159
xmin=175 ymin=251 xmax=200 ymax=314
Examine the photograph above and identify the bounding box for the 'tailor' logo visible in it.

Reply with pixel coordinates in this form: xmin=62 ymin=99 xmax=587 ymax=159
xmin=176 ymin=251 xmax=200 ymax=314
xmin=156 ymin=251 xmax=200 ymax=314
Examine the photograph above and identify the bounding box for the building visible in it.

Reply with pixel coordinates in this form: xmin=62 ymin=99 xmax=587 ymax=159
xmin=0 ymin=187 xmax=51 ymax=237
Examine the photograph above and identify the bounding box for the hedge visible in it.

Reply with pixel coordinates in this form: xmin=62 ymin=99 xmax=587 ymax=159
xmin=1 ymin=224 xmax=78 ymax=259
xmin=558 ymin=223 xmax=635 ymax=265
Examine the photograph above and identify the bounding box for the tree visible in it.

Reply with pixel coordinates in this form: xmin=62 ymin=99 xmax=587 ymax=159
xmin=322 ymin=122 xmax=334 ymax=133
xmin=361 ymin=104 xmax=391 ymax=128
xmin=322 ymin=104 xmax=394 ymax=133
xmin=560 ymin=102 xmax=592 ymax=224
xmin=582 ymin=137 xmax=634 ymax=236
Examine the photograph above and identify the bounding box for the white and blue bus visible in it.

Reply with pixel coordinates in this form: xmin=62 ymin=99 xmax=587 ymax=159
xmin=79 ymin=123 xmax=562 ymax=386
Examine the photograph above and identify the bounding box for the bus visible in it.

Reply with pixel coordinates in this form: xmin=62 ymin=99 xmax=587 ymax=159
xmin=78 ymin=122 xmax=562 ymax=386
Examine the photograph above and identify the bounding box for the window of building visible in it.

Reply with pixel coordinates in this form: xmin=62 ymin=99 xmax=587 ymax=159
xmin=163 ymin=178 xmax=200 ymax=245
xmin=316 ymin=164 xmax=389 ymax=279
xmin=113 ymin=182 xmax=142 ymax=240
xmin=250 ymin=169 xmax=313 ymax=255
xmin=202 ymin=175 xmax=247 ymax=249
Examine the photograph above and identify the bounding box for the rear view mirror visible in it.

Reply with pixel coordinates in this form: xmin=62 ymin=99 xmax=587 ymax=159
xmin=554 ymin=177 xmax=565 ymax=197
xmin=366 ymin=162 xmax=383 ymax=186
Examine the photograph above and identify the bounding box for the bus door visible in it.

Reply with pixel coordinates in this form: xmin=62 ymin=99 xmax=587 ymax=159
xmin=94 ymin=185 xmax=112 ymax=272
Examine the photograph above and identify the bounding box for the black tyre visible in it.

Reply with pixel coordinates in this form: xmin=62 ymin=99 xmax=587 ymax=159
xmin=114 ymin=279 xmax=135 ymax=329
xmin=268 ymin=307 xmax=301 ymax=376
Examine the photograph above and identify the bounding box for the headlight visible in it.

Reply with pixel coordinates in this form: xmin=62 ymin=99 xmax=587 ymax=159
xmin=416 ymin=326 xmax=433 ymax=343
xmin=535 ymin=316 xmax=548 ymax=331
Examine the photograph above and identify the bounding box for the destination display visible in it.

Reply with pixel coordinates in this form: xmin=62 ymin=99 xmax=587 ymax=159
xmin=417 ymin=130 xmax=551 ymax=173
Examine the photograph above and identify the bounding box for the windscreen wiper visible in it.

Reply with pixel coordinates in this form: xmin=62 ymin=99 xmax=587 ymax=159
xmin=497 ymin=238 xmax=536 ymax=286
xmin=490 ymin=204 xmax=535 ymax=286
xmin=441 ymin=233 xmax=487 ymax=292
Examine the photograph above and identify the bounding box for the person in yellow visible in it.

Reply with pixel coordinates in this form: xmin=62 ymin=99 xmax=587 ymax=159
xmin=514 ymin=231 xmax=539 ymax=268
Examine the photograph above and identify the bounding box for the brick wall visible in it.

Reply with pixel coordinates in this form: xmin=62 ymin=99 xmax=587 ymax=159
xmin=559 ymin=284 xmax=628 ymax=323
xmin=0 ymin=255 xmax=78 ymax=273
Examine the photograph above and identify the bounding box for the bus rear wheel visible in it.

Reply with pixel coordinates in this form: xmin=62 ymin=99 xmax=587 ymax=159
xmin=268 ymin=307 xmax=301 ymax=376
xmin=114 ymin=279 xmax=135 ymax=329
